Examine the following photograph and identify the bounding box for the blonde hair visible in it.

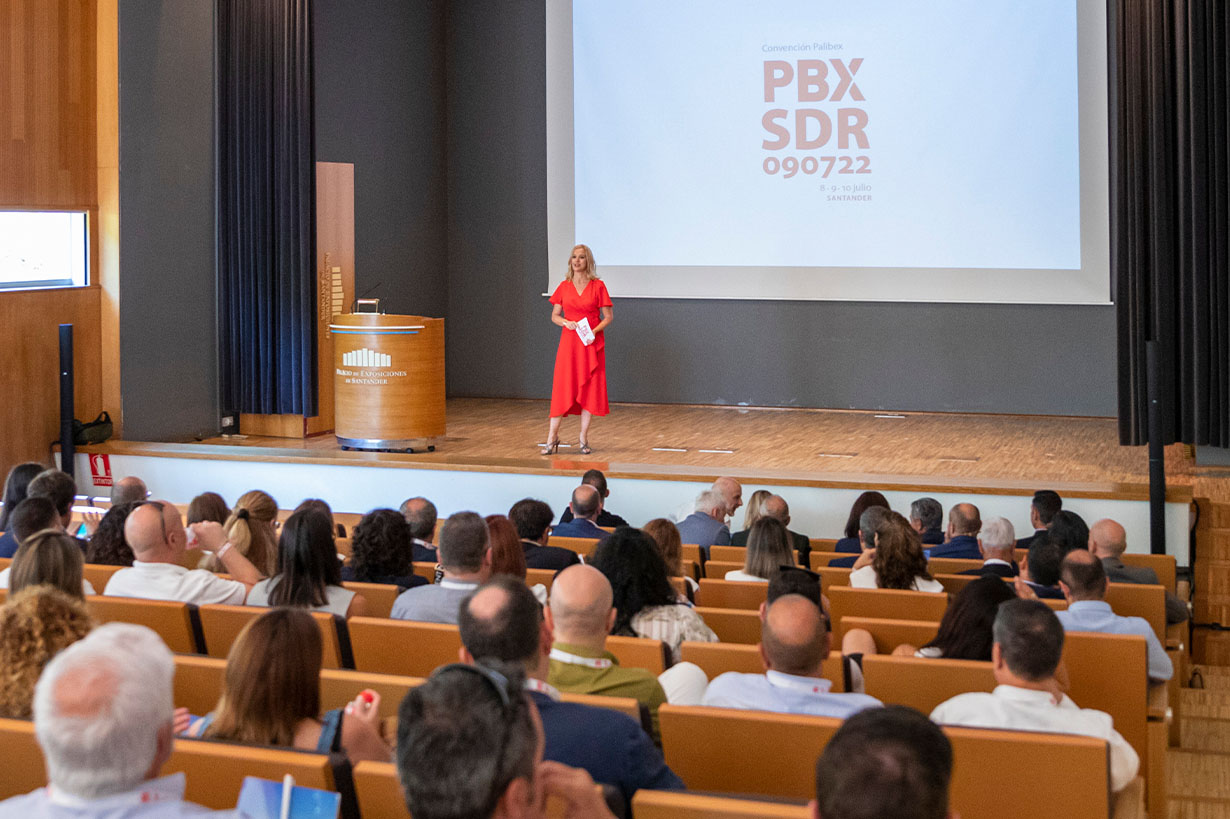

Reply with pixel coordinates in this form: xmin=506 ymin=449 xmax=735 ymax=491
xmin=200 ymin=490 xmax=278 ymax=574
xmin=643 ymin=518 xmax=683 ymax=576
xmin=562 ymin=244 xmax=599 ymax=282
xmin=742 ymin=490 xmax=772 ymax=531
xmin=744 ymin=517 xmax=796 ymax=579
xmin=11 ymin=530 xmax=86 ymax=599
xmin=0 ymin=586 xmax=93 ymax=718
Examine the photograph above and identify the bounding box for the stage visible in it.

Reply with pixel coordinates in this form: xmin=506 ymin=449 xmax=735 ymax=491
xmin=73 ymin=398 xmax=1197 ymax=563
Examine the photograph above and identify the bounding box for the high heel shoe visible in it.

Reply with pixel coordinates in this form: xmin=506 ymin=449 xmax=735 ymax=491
xmin=541 ymin=439 xmax=560 ymax=455
xmin=578 ymin=440 xmax=593 ymax=455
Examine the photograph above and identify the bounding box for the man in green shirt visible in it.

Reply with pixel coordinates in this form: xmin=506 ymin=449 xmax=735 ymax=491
xmin=546 ymin=564 xmax=668 ymax=743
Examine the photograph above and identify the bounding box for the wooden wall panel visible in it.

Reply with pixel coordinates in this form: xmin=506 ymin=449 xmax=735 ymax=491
xmin=0 ymin=287 xmax=102 ymax=472
xmin=96 ymin=0 xmax=120 ymax=433
xmin=0 ymin=0 xmax=97 ymax=207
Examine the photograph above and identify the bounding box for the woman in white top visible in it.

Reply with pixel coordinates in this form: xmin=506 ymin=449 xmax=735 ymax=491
xmin=848 ymin=511 xmax=944 ymax=593
xmin=247 ymin=509 xmax=368 ymax=618
xmin=725 ymin=517 xmax=796 ymax=583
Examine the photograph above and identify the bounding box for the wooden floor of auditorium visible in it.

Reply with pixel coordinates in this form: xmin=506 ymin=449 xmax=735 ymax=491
xmin=1173 ymin=665 xmax=1230 ymax=817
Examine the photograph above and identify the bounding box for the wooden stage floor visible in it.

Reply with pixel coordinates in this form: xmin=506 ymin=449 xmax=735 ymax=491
xmin=188 ymin=397 xmax=1204 ymax=497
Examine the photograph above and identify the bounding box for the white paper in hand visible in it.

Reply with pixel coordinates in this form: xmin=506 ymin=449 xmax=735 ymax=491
xmin=575 ymin=317 xmax=596 ymax=346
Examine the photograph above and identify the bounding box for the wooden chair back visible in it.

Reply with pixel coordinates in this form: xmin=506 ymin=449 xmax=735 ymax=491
xmin=525 ymin=567 xmax=557 ymax=590
xmin=708 ymin=545 xmax=747 ymax=563
xmin=704 ymin=559 xmax=747 ymax=579
xmin=809 ymin=538 xmax=839 ymax=551
xmin=815 ymin=566 xmax=851 ymax=589
xmin=319 ymin=668 xmax=422 ymax=723
xmin=1063 ymin=631 xmax=1149 ymax=764
xmin=861 ymin=655 xmax=996 ymax=714
xmin=670 ymin=576 xmax=690 ymax=599
xmin=632 ymin=790 xmax=809 ymax=818
xmin=412 ymin=561 xmax=437 ymax=582
xmin=85 ymin=595 xmax=202 ymax=654
xmin=607 ymin=634 xmax=670 ymax=675
xmin=335 ymin=536 xmax=353 ymax=558
xmin=173 ymin=654 xmax=227 ymax=715
xmin=694 ymin=606 xmax=762 ymax=643
xmin=349 ymin=617 xmax=462 ymax=677
xmin=342 ymin=581 xmax=400 ymax=618
xmin=827 ymin=587 xmax=949 ymax=638
xmin=0 ymin=557 xmax=9 ymax=571
xmin=0 ymin=718 xmax=48 ymax=800
xmin=837 ymin=617 xmax=940 ymax=653
xmin=681 ymin=544 xmax=704 ymax=569
xmin=808 ymin=551 xmax=846 ymax=568
xmin=1119 ymin=553 xmax=1176 ymax=592
xmin=925 ymin=557 xmax=985 ymax=575
xmin=1105 ymin=583 xmax=1167 ymax=642
xmin=680 ymin=643 xmax=844 ymax=692
xmin=934 ymin=573 xmax=978 ymax=595
xmin=81 ymin=562 xmax=125 ymax=593
xmin=197 ymin=604 xmax=346 ymax=668
xmin=696 ymin=579 xmax=767 ymax=610
xmin=547 ymin=536 xmax=600 ymax=556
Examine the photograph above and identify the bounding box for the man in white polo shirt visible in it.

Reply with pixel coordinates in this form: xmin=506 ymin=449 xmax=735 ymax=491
xmin=104 ymin=500 xmax=263 ymax=604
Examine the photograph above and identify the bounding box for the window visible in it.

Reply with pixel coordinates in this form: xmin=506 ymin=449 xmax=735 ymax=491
xmin=0 ymin=211 xmax=88 ymax=289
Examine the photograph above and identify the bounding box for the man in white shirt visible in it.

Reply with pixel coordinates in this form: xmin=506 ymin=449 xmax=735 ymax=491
xmin=103 ymin=500 xmax=263 ymax=605
xmin=930 ymin=599 xmax=1139 ymax=792
xmin=703 ymin=594 xmax=882 ymax=717
xmin=391 ymin=511 xmax=491 ymax=624
xmin=1056 ymin=549 xmax=1172 ymax=683
xmin=0 ymin=623 xmax=225 ymax=816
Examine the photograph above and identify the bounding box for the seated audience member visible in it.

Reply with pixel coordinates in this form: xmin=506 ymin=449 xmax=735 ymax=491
xmin=343 ymin=508 xmax=428 ymax=590
xmin=510 ymin=498 xmax=581 ymax=571
xmin=726 ymin=517 xmax=797 ymax=582
xmin=834 ymin=491 xmax=890 ymax=553
xmin=1015 ymin=537 xmax=1066 ymax=599
xmin=546 ymin=565 xmax=674 ymax=741
xmin=200 ymin=489 xmax=279 ymax=575
xmin=0 ymin=586 xmax=93 ymax=718
xmin=0 ymin=623 xmax=220 ymax=816
xmin=185 ymin=608 xmax=389 ymax=762
xmin=26 ymin=469 xmax=83 ymax=544
xmin=642 ymin=517 xmax=696 ymax=595
xmin=732 ymin=494 xmax=811 ymax=566
xmin=458 ymin=577 xmax=684 ymax=801
xmin=550 ymin=485 xmax=610 ymax=540
xmin=400 ymin=496 xmax=440 ymax=562
xmin=957 ymin=515 xmax=1019 ymax=577
xmin=704 ymin=594 xmax=882 ymax=717
xmin=676 ymin=489 xmax=732 ymax=552
xmin=104 ymin=501 xmax=263 ymax=604
xmin=1047 ymin=509 xmax=1090 ymax=555
xmin=397 ymin=662 xmax=616 ymax=819
xmin=85 ymin=501 xmax=137 ymax=566
xmin=847 ymin=575 xmax=1015 ymax=661
xmin=0 ymin=461 xmax=46 ymax=545
xmin=850 ymin=512 xmax=944 ymax=592
xmin=110 ymin=475 xmax=149 ymax=506
xmin=674 ymin=476 xmax=744 ymax=525
xmin=829 ymin=506 xmax=890 ymax=569
xmin=391 ymin=511 xmax=491 ymax=624
xmin=765 ymin=566 xmax=827 ymax=613
xmin=294 ymin=497 xmax=338 ymax=535
xmin=246 ymin=509 xmax=369 ymax=617
xmin=1056 ymin=549 xmax=1172 ymax=683
xmin=487 ymin=514 xmax=529 ymax=578
xmin=733 ymin=489 xmax=772 ymax=537
xmin=931 ymin=599 xmax=1139 ymax=792
xmin=1089 ymin=517 xmax=1189 ymax=624
xmin=909 ymin=497 xmax=945 ymax=545
xmin=558 ymin=468 xmax=630 ymax=528
xmin=813 ymin=705 xmax=955 ymax=819
xmin=186 ymin=491 xmax=229 ymax=525
xmin=590 ymin=528 xmax=717 ymax=663
xmin=1018 ymin=489 xmax=1062 ymax=549
xmin=0 ymin=496 xmax=61 ymax=561
xmin=3 ymin=530 xmax=95 ymax=596
xmin=927 ymin=502 xmax=982 ymax=560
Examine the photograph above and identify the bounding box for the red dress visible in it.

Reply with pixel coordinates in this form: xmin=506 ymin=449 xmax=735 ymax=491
xmin=549 ymin=278 xmax=612 ymax=417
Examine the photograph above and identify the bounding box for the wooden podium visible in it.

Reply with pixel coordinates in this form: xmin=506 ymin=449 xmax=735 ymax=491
xmin=331 ymin=313 xmax=445 ymax=451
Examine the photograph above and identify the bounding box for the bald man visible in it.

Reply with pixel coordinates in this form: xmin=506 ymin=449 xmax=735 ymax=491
xmin=703 ymin=594 xmax=882 ymax=717
xmin=546 ymin=564 xmax=669 ymax=741
xmin=103 ymin=500 xmax=263 ymax=604
xmin=1089 ymin=518 xmax=1189 ymax=624
xmin=730 ymin=493 xmax=812 ymax=565
xmin=549 ymin=485 xmax=610 ymax=540
xmin=927 ymin=502 xmax=983 ymax=560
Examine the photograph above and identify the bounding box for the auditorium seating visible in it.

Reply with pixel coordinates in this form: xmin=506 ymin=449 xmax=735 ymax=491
xmin=349 ymin=617 xmax=463 ymax=677
xmin=836 ymin=617 xmax=938 ymax=653
xmin=547 ymin=535 xmax=600 ymax=556
xmin=925 ymin=557 xmax=985 ymax=575
xmin=85 ymin=595 xmax=203 ymax=653
xmin=694 ymin=606 xmax=761 ymax=643
xmin=695 ymin=579 xmax=768 ymax=609
xmin=807 ymin=551 xmax=845 ymax=568
xmin=198 ymin=604 xmax=348 ymax=667
xmin=827 ymin=587 xmax=949 ymax=639
xmin=80 ymin=562 xmax=124 ymax=592
xmin=861 ymin=655 xmax=997 ymax=714
xmin=342 ymin=581 xmax=400 ymax=617
xmin=933 ymin=573 xmax=977 ymax=594
xmin=632 ymin=790 xmax=809 ymax=818
xmin=680 ymin=643 xmax=845 ymax=691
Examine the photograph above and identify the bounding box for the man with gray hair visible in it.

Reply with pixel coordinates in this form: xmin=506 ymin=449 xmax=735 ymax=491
xmin=957 ymin=516 xmax=1019 ymax=578
xmin=909 ymin=497 xmax=944 ymax=545
xmin=549 ymin=485 xmax=609 ymax=540
xmin=0 ymin=622 xmax=223 ymax=815
xmin=399 ymin=496 xmax=438 ymax=562
xmin=829 ymin=506 xmax=890 ymax=569
xmin=675 ymin=488 xmax=731 ymax=552
xmin=392 ymin=511 xmax=491 ymax=624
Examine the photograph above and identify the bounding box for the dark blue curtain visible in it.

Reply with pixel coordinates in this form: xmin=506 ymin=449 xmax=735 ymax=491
xmin=1114 ymin=1 xmax=1230 ymax=446
xmin=217 ymin=0 xmax=317 ymax=416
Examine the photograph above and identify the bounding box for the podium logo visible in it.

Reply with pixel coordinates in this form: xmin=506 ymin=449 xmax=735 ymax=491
xmin=343 ymin=348 xmax=392 ymax=368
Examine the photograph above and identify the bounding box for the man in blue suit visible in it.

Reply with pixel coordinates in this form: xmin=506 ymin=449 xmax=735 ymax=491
xmin=926 ymin=503 xmax=983 ymax=560
xmin=457 ymin=576 xmax=684 ymax=803
xmin=550 ymin=485 xmax=610 ymax=541
xmin=675 ymin=489 xmax=731 ymax=553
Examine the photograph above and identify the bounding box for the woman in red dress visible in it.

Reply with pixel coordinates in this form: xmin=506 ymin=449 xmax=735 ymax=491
xmin=544 ymin=244 xmax=613 ymax=455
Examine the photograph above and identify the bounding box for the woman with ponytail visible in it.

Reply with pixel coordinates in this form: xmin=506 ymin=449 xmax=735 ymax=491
xmin=200 ymin=490 xmax=279 ymax=575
